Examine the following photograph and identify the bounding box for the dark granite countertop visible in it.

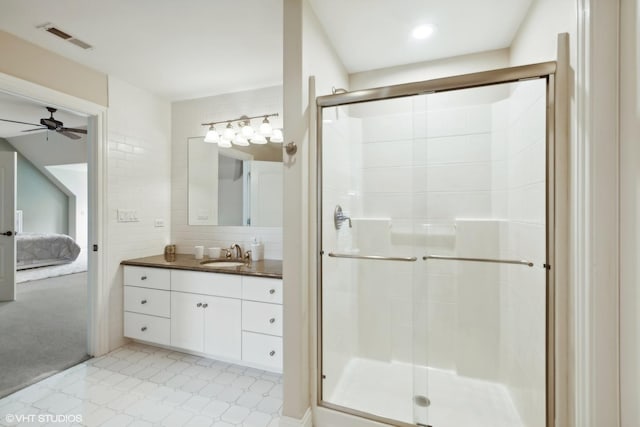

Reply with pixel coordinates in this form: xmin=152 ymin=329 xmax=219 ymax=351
xmin=121 ymin=254 xmax=282 ymax=279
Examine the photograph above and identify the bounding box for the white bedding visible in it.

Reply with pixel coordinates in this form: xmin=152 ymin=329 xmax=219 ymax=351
xmin=16 ymin=232 xmax=81 ymax=270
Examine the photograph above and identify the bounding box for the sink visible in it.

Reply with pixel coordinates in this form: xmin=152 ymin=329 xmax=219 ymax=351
xmin=199 ymin=260 xmax=246 ymax=268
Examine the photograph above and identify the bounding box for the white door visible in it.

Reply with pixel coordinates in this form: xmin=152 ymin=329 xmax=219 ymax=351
xmin=0 ymin=152 xmax=16 ymax=302
xmin=203 ymin=295 xmax=241 ymax=360
xmin=249 ymin=161 xmax=283 ymax=227
xmin=170 ymin=291 xmax=204 ymax=352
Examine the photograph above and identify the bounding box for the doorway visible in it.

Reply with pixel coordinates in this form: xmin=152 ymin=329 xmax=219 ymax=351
xmin=0 ymin=79 xmax=105 ymax=396
xmin=316 ymin=63 xmax=556 ymax=427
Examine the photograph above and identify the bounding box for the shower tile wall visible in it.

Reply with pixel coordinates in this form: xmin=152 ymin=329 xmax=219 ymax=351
xmin=355 ymin=100 xmax=497 ymax=369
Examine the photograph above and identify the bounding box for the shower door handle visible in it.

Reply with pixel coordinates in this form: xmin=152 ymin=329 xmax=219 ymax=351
xmin=423 ymin=254 xmax=534 ymax=267
xmin=327 ymin=252 xmax=417 ymax=262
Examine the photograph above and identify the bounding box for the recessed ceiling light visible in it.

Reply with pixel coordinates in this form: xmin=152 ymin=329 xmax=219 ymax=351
xmin=412 ymin=24 xmax=435 ymax=40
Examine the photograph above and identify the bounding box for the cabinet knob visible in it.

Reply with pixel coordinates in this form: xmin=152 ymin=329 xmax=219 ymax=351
xmin=269 ymin=318 xmax=276 ymax=324
xmin=141 ymin=326 xmax=147 ymax=332
xmin=141 ymin=276 xmax=147 ymax=281
xmin=202 ymin=303 xmax=208 ymax=308
xmin=269 ymin=350 xmax=276 ymax=357
xmin=197 ymin=302 xmax=203 ymax=307
xmin=141 ymin=299 xmax=147 ymax=305
xmin=269 ymin=289 xmax=276 ymax=295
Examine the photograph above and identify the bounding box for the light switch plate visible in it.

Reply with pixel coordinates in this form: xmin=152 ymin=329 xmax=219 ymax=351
xmin=117 ymin=209 xmax=139 ymax=222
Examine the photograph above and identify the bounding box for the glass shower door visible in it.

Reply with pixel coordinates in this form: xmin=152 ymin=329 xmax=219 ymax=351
xmin=317 ymin=69 xmax=552 ymax=427
xmin=413 ymin=79 xmax=548 ymax=427
xmin=319 ymin=98 xmax=423 ymax=426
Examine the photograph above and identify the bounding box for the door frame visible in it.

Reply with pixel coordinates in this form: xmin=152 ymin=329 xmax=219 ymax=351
xmin=0 ymin=71 xmax=109 ymax=357
xmin=315 ymin=61 xmax=560 ymax=427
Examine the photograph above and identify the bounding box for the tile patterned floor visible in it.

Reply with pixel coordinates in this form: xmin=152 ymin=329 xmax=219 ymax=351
xmin=0 ymin=343 xmax=282 ymax=427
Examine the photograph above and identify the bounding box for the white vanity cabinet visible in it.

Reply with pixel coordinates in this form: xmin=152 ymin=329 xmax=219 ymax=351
xmin=122 ymin=264 xmax=282 ymax=372
xmin=170 ymin=270 xmax=242 ymax=360
xmin=123 ymin=266 xmax=171 ymax=345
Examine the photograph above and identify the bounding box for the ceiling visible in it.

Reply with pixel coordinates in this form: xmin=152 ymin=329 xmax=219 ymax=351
xmin=0 ymin=0 xmax=533 ymax=102
xmin=0 ymin=1 xmax=536 ymax=177
xmin=308 ymin=0 xmax=534 ymax=73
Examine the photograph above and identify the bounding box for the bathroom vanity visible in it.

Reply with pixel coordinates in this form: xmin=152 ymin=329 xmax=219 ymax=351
xmin=121 ymin=254 xmax=283 ymax=372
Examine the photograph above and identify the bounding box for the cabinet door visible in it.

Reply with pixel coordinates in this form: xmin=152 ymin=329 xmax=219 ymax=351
xmin=203 ymin=296 xmax=241 ymax=360
xmin=170 ymin=291 xmax=204 ymax=352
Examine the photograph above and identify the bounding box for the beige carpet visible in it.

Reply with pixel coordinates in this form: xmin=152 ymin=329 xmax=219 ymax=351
xmin=0 ymin=272 xmax=89 ymax=397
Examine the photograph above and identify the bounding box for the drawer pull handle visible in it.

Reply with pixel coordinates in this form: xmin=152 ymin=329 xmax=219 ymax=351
xmin=141 ymin=326 xmax=147 ymax=332
xmin=269 ymin=289 xmax=276 ymax=295
xmin=269 ymin=318 xmax=276 ymax=324
xmin=269 ymin=350 xmax=276 ymax=357
xmin=202 ymin=303 xmax=209 ymax=308
xmin=197 ymin=302 xmax=203 ymax=307
xmin=141 ymin=299 xmax=147 ymax=305
xmin=141 ymin=276 xmax=147 ymax=281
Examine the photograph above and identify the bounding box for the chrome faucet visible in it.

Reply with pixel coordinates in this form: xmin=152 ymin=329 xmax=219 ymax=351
xmin=229 ymin=244 xmax=243 ymax=259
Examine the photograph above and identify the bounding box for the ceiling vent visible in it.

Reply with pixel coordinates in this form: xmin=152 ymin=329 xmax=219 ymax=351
xmin=36 ymin=22 xmax=93 ymax=50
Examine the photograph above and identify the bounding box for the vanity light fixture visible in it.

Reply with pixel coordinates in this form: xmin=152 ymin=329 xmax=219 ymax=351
xmin=201 ymin=113 xmax=281 ymax=146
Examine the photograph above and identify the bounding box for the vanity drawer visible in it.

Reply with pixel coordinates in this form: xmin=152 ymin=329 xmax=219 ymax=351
xmin=242 ymin=301 xmax=282 ymax=336
xmin=124 ymin=312 xmax=170 ymax=346
xmin=124 ymin=286 xmax=170 ymax=318
xmin=242 ymin=277 xmax=282 ymax=304
xmin=242 ymin=331 xmax=282 ymax=372
xmin=171 ymin=270 xmax=241 ymax=298
xmin=124 ymin=266 xmax=170 ymax=290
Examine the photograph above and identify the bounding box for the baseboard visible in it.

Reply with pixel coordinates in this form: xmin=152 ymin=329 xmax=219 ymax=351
xmin=279 ymin=407 xmax=312 ymax=427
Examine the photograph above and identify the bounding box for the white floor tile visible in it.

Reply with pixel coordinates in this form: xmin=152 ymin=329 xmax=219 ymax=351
xmin=0 ymin=343 xmax=283 ymax=427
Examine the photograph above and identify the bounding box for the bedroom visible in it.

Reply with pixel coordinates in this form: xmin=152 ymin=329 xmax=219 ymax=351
xmin=0 ymin=91 xmax=89 ymax=397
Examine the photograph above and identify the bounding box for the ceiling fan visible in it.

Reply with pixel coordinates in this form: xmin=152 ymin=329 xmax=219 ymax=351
xmin=0 ymin=106 xmax=87 ymax=140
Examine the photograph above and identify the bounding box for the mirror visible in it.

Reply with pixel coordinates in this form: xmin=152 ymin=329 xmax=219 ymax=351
xmin=188 ymin=137 xmax=283 ymax=227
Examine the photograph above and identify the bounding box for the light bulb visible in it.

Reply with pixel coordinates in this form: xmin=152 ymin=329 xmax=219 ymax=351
xmin=250 ymin=134 xmax=267 ymax=144
xmin=259 ymin=117 xmax=272 ymax=136
xmin=223 ymin=123 xmax=235 ymax=140
xmin=234 ymin=134 xmax=249 ymax=146
xmin=204 ymin=126 xmax=219 ymax=143
xmin=241 ymin=123 xmax=254 ymax=138
xmin=218 ymin=138 xmax=232 ymax=148
xmin=270 ymin=128 xmax=283 ymax=143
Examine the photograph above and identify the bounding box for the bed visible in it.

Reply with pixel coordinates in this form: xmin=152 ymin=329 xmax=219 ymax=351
xmin=16 ymin=232 xmax=82 ymax=270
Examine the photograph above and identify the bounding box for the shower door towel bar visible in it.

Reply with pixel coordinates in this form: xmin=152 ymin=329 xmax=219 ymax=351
xmin=423 ymin=254 xmax=534 ymax=267
xmin=327 ymin=252 xmax=417 ymax=262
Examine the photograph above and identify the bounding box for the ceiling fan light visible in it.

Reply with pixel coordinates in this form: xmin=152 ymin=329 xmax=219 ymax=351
xmin=204 ymin=126 xmax=219 ymax=143
xmin=270 ymin=128 xmax=283 ymax=143
xmin=250 ymin=134 xmax=267 ymax=144
xmin=259 ymin=117 xmax=272 ymax=136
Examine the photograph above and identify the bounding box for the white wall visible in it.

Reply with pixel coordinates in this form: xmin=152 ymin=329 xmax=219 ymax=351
xmin=509 ymin=0 xmax=576 ymax=66
xmin=106 ymin=76 xmax=172 ymax=350
xmin=619 ymin=0 xmax=640 ymax=425
xmin=171 ymin=86 xmax=283 ymax=259
xmin=283 ymin=0 xmax=350 ymax=423
xmin=47 ymin=164 xmax=88 ymax=253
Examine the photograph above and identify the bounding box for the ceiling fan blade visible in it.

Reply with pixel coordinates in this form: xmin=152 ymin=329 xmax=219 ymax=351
xmin=60 ymin=127 xmax=87 ymax=134
xmin=0 ymin=117 xmax=43 ymax=127
xmin=57 ymin=130 xmax=81 ymax=140
xmin=21 ymin=127 xmax=46 ymax=133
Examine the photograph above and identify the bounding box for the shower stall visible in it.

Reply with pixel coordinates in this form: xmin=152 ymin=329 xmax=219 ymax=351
xmin=316 ymin=63 xmax=556 ymax=427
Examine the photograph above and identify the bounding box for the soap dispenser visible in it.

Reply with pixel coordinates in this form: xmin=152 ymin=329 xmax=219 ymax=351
xmin=250 ymin=237 xmax=264 ymax=261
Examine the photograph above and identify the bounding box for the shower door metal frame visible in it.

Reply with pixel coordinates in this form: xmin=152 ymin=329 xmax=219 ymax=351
xmin=316 ymin=61 xmax=557 ymax=427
